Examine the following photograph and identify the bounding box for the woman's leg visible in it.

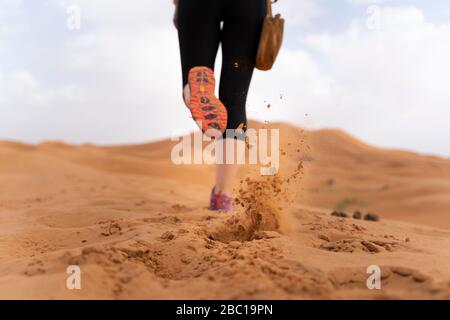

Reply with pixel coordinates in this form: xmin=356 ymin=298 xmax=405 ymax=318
xmin=219 ymin=0 xmax=266 ymax=131
xmin=178 ymin=0 xmax=230 ymax=207
xmin=215 ymin=139 xmax=246 ymax=194
xmin=214 ymin=0 xmax=266 ymax=195
xmin=177 ymin=0 xmax=228 ymax=136
xmin=177 ymin=0 xmax=222 ymax=98
xmin=215 ymin=163 xmax=239 ymax=194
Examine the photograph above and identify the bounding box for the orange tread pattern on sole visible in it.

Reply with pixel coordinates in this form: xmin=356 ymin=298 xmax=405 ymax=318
xmin=188 ymin=66 xmax=228 ymax=136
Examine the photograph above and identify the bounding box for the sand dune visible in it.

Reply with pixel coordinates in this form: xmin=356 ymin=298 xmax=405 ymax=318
xmin=0 ymin=122 xmax=450 ymax=299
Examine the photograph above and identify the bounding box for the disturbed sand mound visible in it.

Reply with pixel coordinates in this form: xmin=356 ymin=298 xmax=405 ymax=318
xmin=208 ymin=176 xmax=285 ymax=243
xmin=208 ymin=161 xmax=304 ymax=243
xmin=1 ymin=122 xmax=450 ymax=299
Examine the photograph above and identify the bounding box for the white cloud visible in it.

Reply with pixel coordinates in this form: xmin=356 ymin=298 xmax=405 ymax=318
xmin=348 ymin=0 xmax=392 ymax=4
xmin=54 ymin=0 xmax=174 ymax=28
xmin=0 ymin=0 xmax=22 ymax=14
xmin=0 ymin=0 xmax=24 ymax=36
xmin=276 ymin=0 xmax=321 ymax=27
xmin=1 ymin=0 xmax=198 ymax=144
xmin=248 ymin=5 xmax=450 ymax=156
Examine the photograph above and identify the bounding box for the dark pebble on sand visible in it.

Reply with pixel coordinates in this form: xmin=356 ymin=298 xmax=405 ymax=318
xmin=364 ymin=213 xmax=380 ymax=222
xmin=353 ymin=211 xmax=362 ymax=219
xmin=331 ymin=211 xmax=349 ymax=218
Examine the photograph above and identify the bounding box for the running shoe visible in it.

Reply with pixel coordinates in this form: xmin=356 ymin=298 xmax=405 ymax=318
xmin=209 ymin=188 xmax=234 ymax=212
xmin=188 ymin=66 xmax=228 ymax=137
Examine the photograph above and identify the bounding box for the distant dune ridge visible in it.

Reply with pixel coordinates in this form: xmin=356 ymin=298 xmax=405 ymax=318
xmin=0 ymin=121 xmax=450 ymax=299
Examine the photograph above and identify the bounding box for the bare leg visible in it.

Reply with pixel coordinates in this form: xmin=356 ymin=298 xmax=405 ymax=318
xmin=183 ymin=84 xmax=191 ymax=108
xmin=215 ymin=164 xmax=239 ymax=195
xmin=215 ymin=139 xmax=245 ymax=195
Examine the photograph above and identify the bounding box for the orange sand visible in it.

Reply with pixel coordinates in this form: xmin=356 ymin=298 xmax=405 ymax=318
xmin=0 ymin=121 xmax=449 ymax=299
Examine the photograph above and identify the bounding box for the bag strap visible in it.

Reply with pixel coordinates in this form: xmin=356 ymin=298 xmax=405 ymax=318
xmin=266 ymin=0 xmax=275 ymax=18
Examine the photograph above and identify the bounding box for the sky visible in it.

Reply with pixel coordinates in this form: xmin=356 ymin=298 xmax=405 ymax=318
xmin=0 ymin=0 xmax=449 ymax=157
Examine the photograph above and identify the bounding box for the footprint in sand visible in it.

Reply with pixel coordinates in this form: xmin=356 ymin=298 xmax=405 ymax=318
xmin=99 ymin=220 xmax=123 ymax=237
xmin=24 ymin=260 xmax=46 ymax=276
xmin=140 ymin=215 xmax=181 ymax=224
xmin=328 ymin=265 xmax=448 ymax=298
xmin=168 ymin=204 xmax=191 ymax=213
xmin=318 ymin=237 xmax=401 ymax=254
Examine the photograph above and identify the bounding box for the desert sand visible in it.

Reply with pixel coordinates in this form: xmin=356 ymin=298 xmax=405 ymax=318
xmin=1 ymin=121 xmax=450 ymax=299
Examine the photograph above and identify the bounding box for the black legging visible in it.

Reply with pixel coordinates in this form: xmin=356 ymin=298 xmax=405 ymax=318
xmin=177 ymin=0 xmax=266 ymax=135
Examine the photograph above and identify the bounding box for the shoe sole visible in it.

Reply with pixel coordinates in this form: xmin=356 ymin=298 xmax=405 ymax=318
xmin=188 ymin=66 xmax=228 ymax=137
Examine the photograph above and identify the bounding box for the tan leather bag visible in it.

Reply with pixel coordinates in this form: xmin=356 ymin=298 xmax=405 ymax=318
xmin=256 ymin=0 xmax=284 ymax=71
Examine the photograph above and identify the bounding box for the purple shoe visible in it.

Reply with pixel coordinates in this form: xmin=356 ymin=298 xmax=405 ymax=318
xmin=209 ymin=188 xmax=234 ymax=212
